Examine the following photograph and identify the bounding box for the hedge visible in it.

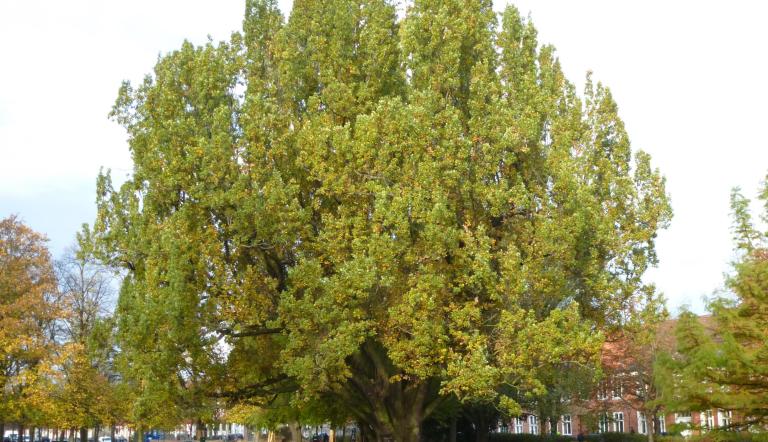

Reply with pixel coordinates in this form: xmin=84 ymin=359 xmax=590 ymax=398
xmin=488 ymin=434 xmax=573 ymax=442
xmin=688 ymin=433 xmax=768 ymax=442
xmin=487 ymin=433 xmax=689 ymax=442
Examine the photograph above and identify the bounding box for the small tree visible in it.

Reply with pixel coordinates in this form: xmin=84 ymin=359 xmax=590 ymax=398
xmin=661 ymin=184 xmax=768 ymax=431
xmin=668 ymin=185 xmax=768 ymax=431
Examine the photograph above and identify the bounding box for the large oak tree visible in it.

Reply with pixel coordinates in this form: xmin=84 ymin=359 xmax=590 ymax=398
xmin=93 ymin=1 xmax=671 ymax=440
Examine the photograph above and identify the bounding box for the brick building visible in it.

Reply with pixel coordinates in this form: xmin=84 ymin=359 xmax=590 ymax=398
xmin=496 ymin=316 xmax=735 ymax=438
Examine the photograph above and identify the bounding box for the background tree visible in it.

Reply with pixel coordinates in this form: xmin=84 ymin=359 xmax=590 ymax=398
xmin=660 ymin=184 xmax=768 ymax=431
xmin=55 ymin=246 xmax=113 ymax=342
xmin=52 ymin=243 xmax=124 ymax=442
xmin=93 ymin=1 xmax=671 ymax=440
xmin=0 ymin=216 xmax=57 ymax=439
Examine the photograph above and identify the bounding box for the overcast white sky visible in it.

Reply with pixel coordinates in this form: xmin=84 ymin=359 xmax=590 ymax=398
xmin=2 ymin=1 xmax=767 ymax=314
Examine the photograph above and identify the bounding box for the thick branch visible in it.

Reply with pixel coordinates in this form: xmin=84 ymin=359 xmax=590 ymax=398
xmin=216 ymin=325 xmax=283 ymax=338
xmin=211 ymin=374 xmax=296 ymax=401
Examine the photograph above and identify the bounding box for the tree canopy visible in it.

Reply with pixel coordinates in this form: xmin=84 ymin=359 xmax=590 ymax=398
xmin=93 ymin=1 xmax=671 ymax=440
xmin=0 ymin=216 xmax=58 ymax=431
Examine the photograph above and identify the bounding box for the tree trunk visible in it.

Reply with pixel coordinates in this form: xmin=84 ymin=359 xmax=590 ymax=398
xmin=95 ymin=427 xmax=100 ymax=442
xmin=461 ymin=403 xmax=496 ymax=442
xmin=357 ymin=426 xmax=367 ymax=442
xmin=196 ymin=420 xmax=204 ymax=442
xmin=474 ymin=416 xmax=489 ymax=442
xmin=111 ymin=427 xmax=116 ymax=442
xmin=646 ymin=415 xmax=655 ymax=442
xmin=288 ymin=423 xmax=301 ymax=442
xmin=449 ymin=416 xmax=457 ymax=442
xmin=362 ymin=406 xmax=421 ymax=442
xmin=79 ymin=428 xmax=88 ymax=442
xmin=340 ymin=341 xmax=447 ymax=442
xmin=19 ymin=425 xmax=25 ymax=442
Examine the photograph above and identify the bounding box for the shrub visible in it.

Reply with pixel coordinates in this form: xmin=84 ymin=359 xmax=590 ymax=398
xmin=688 ymin=433 xmax=768 ymax=442
xmin=657 ymin=436 xmax=687 ymax=442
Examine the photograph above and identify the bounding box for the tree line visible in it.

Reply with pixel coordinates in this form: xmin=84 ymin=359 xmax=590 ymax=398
xmin=0 ymin=216 xmax=125 ymax=442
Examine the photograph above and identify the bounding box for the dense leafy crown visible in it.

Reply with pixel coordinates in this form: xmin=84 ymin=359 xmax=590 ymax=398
xmin=94 ymin=0 xmax=670 ymax=433
xmin=0 ymin=216 xmax=57 ymax=425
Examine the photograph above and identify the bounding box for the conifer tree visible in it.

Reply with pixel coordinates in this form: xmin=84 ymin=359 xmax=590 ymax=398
xmin=661 ymin=183 xmax=768 ymax=431
xmin=94 ymin=1 xmax=671 ymax=440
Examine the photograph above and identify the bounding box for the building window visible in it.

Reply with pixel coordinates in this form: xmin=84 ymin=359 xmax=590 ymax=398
xmin=612 ymin=382 xmax=623 ymax=399
xmin=498 ymin=421 xmax=508 ymax=433
xmin=599 ymin=414 xmax=610 ymax=434
xmin=638 ymin=412 xmax=647 ymax=434
xmin=701 ymin=410 xmax=714 ymax=431
xmin=613 ymin=412 xmax=624 ymax=433
xmin=657 ymin=415 xmax=666 ymax=433
xmin=596 ymin=382 xmax=608 ymax=400
xmin=528 ymin=415 xmax=538 ymax=434
xmin=561 ymin=415 xmax=572 ymax=436
xmin=514 ymin=417 xmax=523 ymax=434
xmin=719 ymin=410 xmax=732 ymax=428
